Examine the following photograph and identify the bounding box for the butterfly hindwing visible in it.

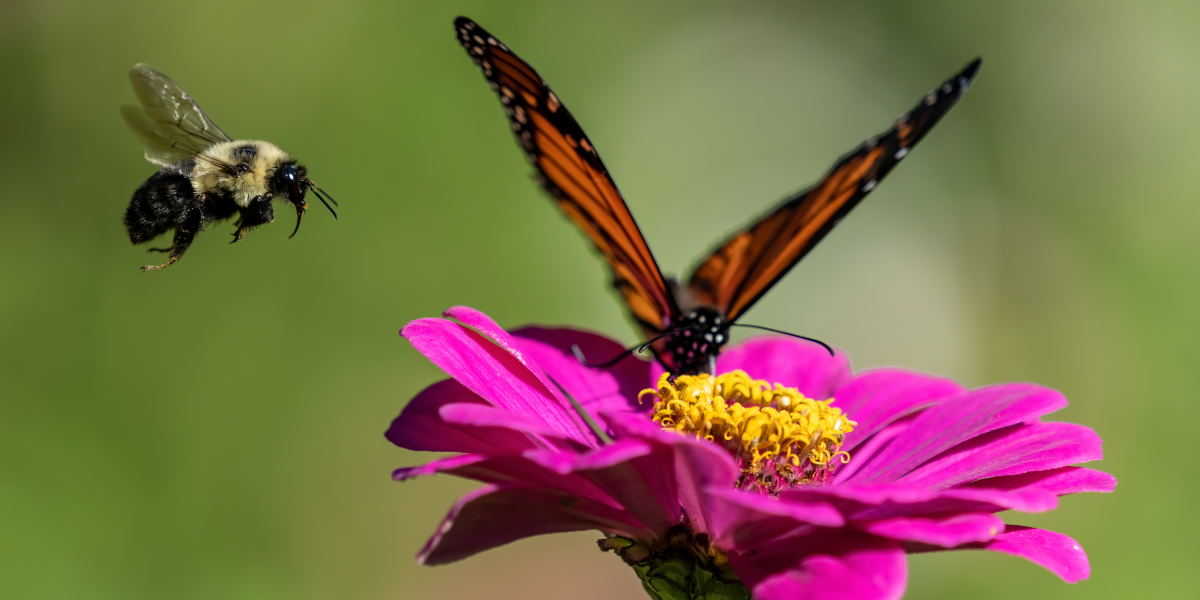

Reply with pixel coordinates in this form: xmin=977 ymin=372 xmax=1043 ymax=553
xmin=455 ymin=17 xmax=679 ymax=350
xmin=687 ymin=59 xmax=981 ymax=323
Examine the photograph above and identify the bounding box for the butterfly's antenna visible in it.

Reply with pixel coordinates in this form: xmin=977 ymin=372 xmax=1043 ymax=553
xmin=305 ymin=180 xmax=339 ymax=218
xmin=730 ymin=324 xmax=835 ymax=356
xmin=571 ymin=327 xmax=691 ymax=369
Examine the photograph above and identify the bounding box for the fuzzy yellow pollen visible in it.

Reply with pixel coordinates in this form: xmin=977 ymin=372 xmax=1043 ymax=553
xmin=641 ymin=371 xmax=856 ymax=478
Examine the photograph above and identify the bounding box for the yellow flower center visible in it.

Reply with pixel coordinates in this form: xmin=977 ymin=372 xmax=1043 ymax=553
xmin=640 ymin=371 xmax=855 ymax=491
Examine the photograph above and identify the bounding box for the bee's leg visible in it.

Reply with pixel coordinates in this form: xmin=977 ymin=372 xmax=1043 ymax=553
xmin=146 ymin=247 xmax=173 ymax=253
xmin=231 ymin=220 xmax=247 ymax=243
xmin=230 ymin=196 xmax=275 ymax=244
xmin=143 ymin=210 xmax=202 ymax=271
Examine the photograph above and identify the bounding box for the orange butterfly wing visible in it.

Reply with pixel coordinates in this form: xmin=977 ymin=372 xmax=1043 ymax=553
xmin=455 ymin=18 xmax=678 ymax=346
xmin=688 ymin=59 xmax=982 ymax=323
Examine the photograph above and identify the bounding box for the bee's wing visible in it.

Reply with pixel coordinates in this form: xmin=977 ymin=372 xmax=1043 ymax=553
xmin=121 ymin=64 xmax=233 ymax=167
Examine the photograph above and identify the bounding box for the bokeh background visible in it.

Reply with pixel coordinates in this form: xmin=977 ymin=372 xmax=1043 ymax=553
xmin=1 ymin=0 xmax=1193 ymax=598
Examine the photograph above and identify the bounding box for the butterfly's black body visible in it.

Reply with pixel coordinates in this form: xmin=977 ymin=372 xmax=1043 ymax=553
xmin=665 ymin=307 xmax=729 ymax=375
xmin=456 ymin=16 xmax=980 ymax=375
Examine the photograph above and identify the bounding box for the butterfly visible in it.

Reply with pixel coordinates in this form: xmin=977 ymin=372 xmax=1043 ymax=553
xmin=455 ymin=16 xmax=980 ymax=375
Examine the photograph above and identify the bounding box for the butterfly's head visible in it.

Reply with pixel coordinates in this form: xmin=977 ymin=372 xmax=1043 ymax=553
xmin=666 ymin=307 xmax=730 ymax=375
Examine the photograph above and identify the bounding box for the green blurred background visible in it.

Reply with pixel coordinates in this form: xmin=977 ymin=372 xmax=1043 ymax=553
xmin=0 ymin=0 xmax=1191 ymax=598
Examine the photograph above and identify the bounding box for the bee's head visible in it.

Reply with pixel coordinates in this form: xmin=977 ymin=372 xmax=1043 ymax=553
xmin=275 ymin=161 xmax=338 ymax=240
xmin=275 ymin=162 xmax=308 ymax=207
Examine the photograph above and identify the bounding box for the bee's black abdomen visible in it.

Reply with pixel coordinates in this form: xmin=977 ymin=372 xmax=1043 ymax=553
xmin=124 ymin=159 xmax=199 ymax=244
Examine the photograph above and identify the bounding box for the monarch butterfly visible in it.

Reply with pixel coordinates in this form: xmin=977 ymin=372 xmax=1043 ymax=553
xmin=455 ymin=16 xmax=980 ymax=375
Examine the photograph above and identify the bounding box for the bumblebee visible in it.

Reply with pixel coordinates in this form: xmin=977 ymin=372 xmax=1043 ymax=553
xmin=120 ymin=64 xmax=337 ymax=271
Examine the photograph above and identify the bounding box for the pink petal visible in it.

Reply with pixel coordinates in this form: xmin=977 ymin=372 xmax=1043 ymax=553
xmin=438 ymin=403 xmax=578 ymax=439
xmin=442 ymin=306 xmax=535 ymax=367
xmin=393 ymin=452 xmax=624 ymax=510
xmin=446 ymin=308 xmax=608 ymax=441
xmin=847 ymin=383 xmax=1068 ymax=483
xmin=511 ymin=326 xmax=650 ymax=433
xmin=512 ymin=326 xmax=648 ymax=408
xmin=604 ymin=410 xmax=741 ymax=535
xmin=833 ymin=417 xmax=912 ymax=483
xmin=603 ymin=408 xmax=674 ymax=440
xmin=397 ymin=436 xmax=694 ymax=537
xmin=782 ymin=483 xmax=940 ymax=506
xmin=704 ymin=487 xmax=843 ymax=552
xmin=525 ymin=441 xmax=681 ymax=536
xmin=897 ymin=422 xmax=1104 ymax=489
xmin=782 ymin=482 xmax=1060 ymax=521
xmin=965 ymin=466 xmax=1117 ymax=496
xmin=393 ymin=454 xmax=486 ymax=481
xmin=384 ymin=379 xmax=537 ymax=454
xmin=856 ymin=513 xmax=1004 ymax=547
xmin=416 ymin=484 xmax=654 ymax=566
xmin=840 ymin=468 xmax=1115 ymax=522
xmin=716 ymin=337 xmax=853 ymax=400
xmin=730 ymin=532 xmax=907 ymax=600
xmin=977 ymin=526 xmax=1091 ymax=583
xmin=671 ymin=437 xmax=742 ymax=536
xmin=932 ymin=486 xmax=1060 ymax=514
xmin=834 ymin=369 xmax=965 ymax=453
xmin=401 ymin=316 xmax=595 ymax=449
xmin=905 ymin=526 xmax=1091 ymax=583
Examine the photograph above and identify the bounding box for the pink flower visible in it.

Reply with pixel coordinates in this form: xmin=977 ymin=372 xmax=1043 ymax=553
xmin=387 ymin=307 xmax=1114 ymax=600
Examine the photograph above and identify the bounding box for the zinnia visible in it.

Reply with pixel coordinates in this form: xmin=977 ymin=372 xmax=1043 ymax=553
xmin=387 ymin=307 xmax=1114 ymax=600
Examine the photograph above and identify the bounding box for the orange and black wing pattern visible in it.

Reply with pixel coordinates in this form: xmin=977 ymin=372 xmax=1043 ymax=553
xmin=455 ymin=17 xmax=678 ymax=341
xmin=687 ymin=59 xmax=981 ymax=323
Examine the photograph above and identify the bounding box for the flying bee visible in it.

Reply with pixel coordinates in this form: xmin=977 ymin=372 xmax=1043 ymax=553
xmin=120 ymin=64 xmax=338 ymax=271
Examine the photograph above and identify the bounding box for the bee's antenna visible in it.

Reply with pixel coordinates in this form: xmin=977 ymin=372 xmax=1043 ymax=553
xmin=305 ymin=180 xmax=339 ymax=218
xmin=316 ymin=187 xmax=338 ymax=207
xmin=728 ymin=324 xmax=835 ymax=356
xmin=308 ymin=180 xmax=338 ymax=206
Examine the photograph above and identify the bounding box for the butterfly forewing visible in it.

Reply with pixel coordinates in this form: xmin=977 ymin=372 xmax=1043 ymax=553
xmin=455 ymin=17 xmax=679 ymax=346
xmin=687 ymin=59 xmax=982 ymax=323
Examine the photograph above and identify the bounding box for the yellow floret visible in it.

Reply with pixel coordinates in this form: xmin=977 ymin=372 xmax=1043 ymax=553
xmin=641 ymin=371 xmax=855 ymax=470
